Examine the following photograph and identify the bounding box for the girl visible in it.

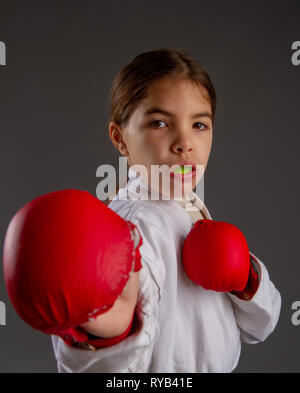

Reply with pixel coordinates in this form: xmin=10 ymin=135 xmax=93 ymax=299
xmin=51 ymin=47 xmax=281 ymax=373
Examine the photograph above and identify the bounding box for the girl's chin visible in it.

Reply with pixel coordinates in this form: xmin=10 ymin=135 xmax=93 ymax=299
xmin=145 ymin=174 xmax=198 ymax=200
xmin=160 ymin=180 xmax=195 ymax=200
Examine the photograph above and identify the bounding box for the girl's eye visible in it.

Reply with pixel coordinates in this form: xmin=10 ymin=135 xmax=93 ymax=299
xmin=149 ymin=120 xmax=167 ymax=128
xmin=149 ymin=120 xmax=208 ymax=130
xmin=194 ymin=122 xmax=208 ymax=130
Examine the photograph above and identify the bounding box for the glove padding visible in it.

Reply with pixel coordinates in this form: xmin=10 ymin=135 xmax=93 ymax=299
xmin=3 ymin=189 xmax=143 ymax=345
xmin=182 ymin=219 xmax=250 ymax=292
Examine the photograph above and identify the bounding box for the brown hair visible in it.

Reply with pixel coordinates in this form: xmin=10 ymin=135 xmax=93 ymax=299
xmin=104 ymin=46 xmax=217 ymax=205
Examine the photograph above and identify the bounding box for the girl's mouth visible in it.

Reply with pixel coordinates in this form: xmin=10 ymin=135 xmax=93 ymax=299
xmin=170 ymin=165 xmax=196 ymax=180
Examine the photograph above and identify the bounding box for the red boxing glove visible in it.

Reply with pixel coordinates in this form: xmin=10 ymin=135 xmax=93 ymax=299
xmin=182 ymin=219 xmax=250 ymax=293
xmin=3 ymin=189 xmax=143 ymax=345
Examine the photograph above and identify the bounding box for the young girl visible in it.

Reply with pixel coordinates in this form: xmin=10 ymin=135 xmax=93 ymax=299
xmin=51 ymin=47 xmax=281 ymax=373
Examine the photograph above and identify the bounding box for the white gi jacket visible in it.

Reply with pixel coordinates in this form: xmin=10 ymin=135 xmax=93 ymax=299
xmin=51 ymin=167 xmax=281 ymax=373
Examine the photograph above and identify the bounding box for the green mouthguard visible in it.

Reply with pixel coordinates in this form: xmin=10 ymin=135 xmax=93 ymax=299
xmin=173 ymin=165 xmax=193 ymax=175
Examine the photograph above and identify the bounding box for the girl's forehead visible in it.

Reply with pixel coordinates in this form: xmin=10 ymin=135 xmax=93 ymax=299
xmin=148 ymin=76 xmax=194 ymax=91
xmin=145 ymin=77 xmax=209 ymax=103
xmin=140 ymin=87 xmax=210 ymax=116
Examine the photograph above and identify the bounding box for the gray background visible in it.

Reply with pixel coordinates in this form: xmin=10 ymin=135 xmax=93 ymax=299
xmin=0 ymin=0 xmax=299 ymax=372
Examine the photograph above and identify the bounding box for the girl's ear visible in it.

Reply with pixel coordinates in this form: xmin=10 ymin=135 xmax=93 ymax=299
xmin=109 ymin=121 xmax=129 ymax=156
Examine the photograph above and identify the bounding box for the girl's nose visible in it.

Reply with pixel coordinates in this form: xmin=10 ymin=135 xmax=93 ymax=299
xmin=176 ymin=145 xmax=192 ymax=153
xmin=172 ymin=131 xmax=193 ymax=153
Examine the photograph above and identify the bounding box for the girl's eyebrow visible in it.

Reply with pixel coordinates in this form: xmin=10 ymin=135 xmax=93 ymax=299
xmin=144 ymin=106 xmax=212 ymax=120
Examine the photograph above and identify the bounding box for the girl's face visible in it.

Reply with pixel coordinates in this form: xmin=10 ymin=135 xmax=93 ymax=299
xmin=109 ymin=76 xmax=213 ymax=199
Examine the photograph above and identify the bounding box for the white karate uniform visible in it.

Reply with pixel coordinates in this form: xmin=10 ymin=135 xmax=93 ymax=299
xmin=51 ymin=167 xmax=281 ymax=373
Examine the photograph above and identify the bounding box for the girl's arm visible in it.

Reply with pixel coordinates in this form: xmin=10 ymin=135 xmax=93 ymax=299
xmin=227 ymin=253 xmax=281 ymax=343
xmin=80 ymin=271 xmax=139 ymax=338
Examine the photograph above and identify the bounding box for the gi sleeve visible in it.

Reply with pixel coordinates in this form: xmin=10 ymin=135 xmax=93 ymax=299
xmin=226 ymin=252 xmax=281 ymax=344
xmin=50 ymin=202 xmax=166 ymax=373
